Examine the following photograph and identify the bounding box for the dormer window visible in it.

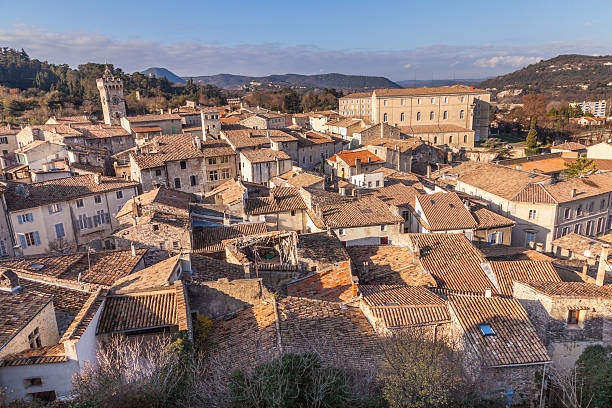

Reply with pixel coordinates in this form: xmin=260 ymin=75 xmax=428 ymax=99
xmin=478 ymin=323 xmax=495 ymax=336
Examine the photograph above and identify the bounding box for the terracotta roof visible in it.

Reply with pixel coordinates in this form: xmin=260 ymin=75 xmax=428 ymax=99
xmin=204 ymin=179 xmax=269 ymax=207
xmin=297 ymin=233 xmax=350 ymax=264
xmin=286 ymin=259 xmax=355 ymax=302
xmin=0 ymin=125 xmax=20 ymax=135
xmin=187 ymin=254 xmax=247 ymax=282
xmin=15 ymin=139 xmax=49 ymax=153
xmin=0 ymin=343 xmax=67 ymax=367
xmin=276 ymin=170 xmax=324 ymax=189
xmin=320 ymin=195 xmax=403 ymax=228
xmin=245 ymin=187 xmax=307 ymax=215
xmin=0 ymin=289 xmax=52 ymax=350
xmin=449 ymin=294 xmax=550 ymax=367
xmin=97 ymin=285 xmax=187 ymax=334
xmin=328 ymin=149 xmax=384 ymax=167
xmin=4 ymin=175 xmax=138 ymax=212
xmin=371 ymin=183 xmax=419 ymax=207
xmin=440 ymin=161 xmax=550 ymax=200
xmin=489 ymin=261 xmax=561 ymax=296
xmin=294 ymin=131 xmax=339 ymax=146
xmin=18 ymin=278 xmax=91 ymax=318
xmin=201 ymin=140 xmax=235 ymax=158
xmin=366 ymin=137 xmax=424 ymax=152
xmin=60 ymin=288 xmax=107 ymax=341
xmin=110 ymin=256 xmax=180 ymax=293
xmin=470 ymin=204 xmax=515 ymax=229
xmin=360 ymin=285 xmax=450 ymax=329
xmin=342 ymin=92 xmax=372 ymax=98
xmin=192 ymin=222 xmax=268 ymax=253
xmin=553 ymin=142 xmax=587 ymax=151
xmin=240 ymin=148 xmax=290 ymax=163
xmin=514 ymin=172 xmax=612 ymax=204
xmin=517 ymin=281 xmax=612 ymax=298
xmin=221 ymin=128 xmax=297 ymax=149
xmin=408 ymin=233 xmax=495 ymax=294
xmin=78 ymin=124 xmax=131 ymax=139
xmin=131 ymin=126 xmax=163 ymax=133
xmin=399 ymin=124 xmax=473 ymax=134
xmin=131 ymin=134 xmax=204 ymax=169
xmin=551 ymin=233 xmax=612 ymax=259
xmin=117 ymin=187 xmax=193 ymax=218
xmin=417 ymin=192 xmax=478 ymax=231
xmin=374 ymin=84 xmax=488 ymax=97
xmin=347 ymin=245 xmax=436 ymax=286
xmin=125 ymin=113 xmax=181 ymax=122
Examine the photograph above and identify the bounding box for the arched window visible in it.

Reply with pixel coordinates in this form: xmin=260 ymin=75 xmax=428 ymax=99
xmin=449 ymin=135 xmax=453 ymax=143
xmin=430 ymin=111 xmax=434 ymax=120
xmin=383 ymin=113 xmax=388 ymax=122
xmin=417 ymin=98 xmax=421 ymax=104
xmin=431 ymin=97 xmax=436 ymax=104
xmin=416 ymin=112 xmax=421 ymax=121
xmin=400 ymin=112 xmax=405 ymax=121
xmin=443 ymin=111 xmax=448 ymax=120
xmin=444 ymin=97 xmax=448 ymax=103
xmin=433 ymin=136 xmax=438 ymax=144
xmin=464 ymin=134 xmax=468 ymax=143
xmin=460 ymin=110 xmax=465 ymax=119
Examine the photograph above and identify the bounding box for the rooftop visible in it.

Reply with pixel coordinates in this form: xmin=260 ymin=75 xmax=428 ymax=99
xmin=245 ymin=187 xmax=307 ymax=215
xmin=0 ymin=286 xmax=52 ymax=351
xmin=320 ymin=195 xmax=404 ymax=228
xmin=513 ymin=172 xmax=612 ymax=204
xmin=374 ymin=84 xmax=488 ymax=97
xmin=125 ymin=113 xmax=182 ymax=123
xmin=398 ymin=124 xmax=473 ymax=134
xmin=417 ymin=192 xmax=478 ymax=231
xmin=117 ymin=187 xmax=194 ymax=219
xmin=489 ymin=261 xmax=561 ymax=296
xmin=240 ymin=148 xmax=291 ymax=163
xmin=328 ymin=149 xmax=384 ymax=167
xmin=297 ymin=232 xmax=350 ymax=265
xmin=221 ymin=128 xmax=297 ymax=149
xmin=192 ymin=222 xmax=269 ymax=254
xmin=517 ymin=281 xmax=612 ymax=298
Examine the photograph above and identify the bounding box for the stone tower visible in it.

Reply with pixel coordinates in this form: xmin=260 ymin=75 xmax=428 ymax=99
xmin=97 ymin=65 xmax=127 ymax=125
xmin=200 ymin=108 xmax=221 ymax=140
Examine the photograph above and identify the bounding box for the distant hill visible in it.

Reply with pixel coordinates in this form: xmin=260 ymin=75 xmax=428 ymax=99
xmin=396 ymin=78 xmax=486 ymax=88
xmin=478 ymin=54 xmax=612 ymax=101
xmin=140 ymin=67 xmax=186 ymax=84
xmin=185 ymin=72 xmax=401 ymax=90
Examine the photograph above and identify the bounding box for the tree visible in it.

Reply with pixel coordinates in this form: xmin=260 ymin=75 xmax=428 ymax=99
xmin=481 ymin=138 xmax=512 ymax=159
xmin=522 ymin=93 xmax=549 ymax=122
xmin=563 ymin=154 xmax=599 ymax=178
xmin=525 ymin=117 xmax=539 ymax=149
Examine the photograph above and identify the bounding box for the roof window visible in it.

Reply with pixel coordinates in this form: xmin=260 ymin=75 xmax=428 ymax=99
xmin=28 ymin=264 xmax=45 ymax=270
xmin=478 ymin=323 xmax=495 ymax=336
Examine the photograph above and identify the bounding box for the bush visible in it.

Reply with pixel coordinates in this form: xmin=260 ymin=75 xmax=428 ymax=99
xmin=575 ymin=345 xmax=612 ymax=407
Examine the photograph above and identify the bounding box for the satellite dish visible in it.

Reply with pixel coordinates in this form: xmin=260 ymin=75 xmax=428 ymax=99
xmin=584 ymin=249 xmax=592 ymax=258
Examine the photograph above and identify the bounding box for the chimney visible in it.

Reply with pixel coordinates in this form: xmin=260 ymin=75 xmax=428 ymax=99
xmin=485 ymin=287 xmax=492 ymax=298
xmin=395 ymin=145 xmax=401 ymax=170
xmin=412 ymin=243 xmax=421 ymax=264
xmin=535 ymin=242 xmax=544 ymax=252
xmin=596 ymin=244 xmax=610 ymax=286
xmin=362 ymin=261 xmax=369 ymax=276
xmin=571 ymin=188 xmax=577 ymax=198
xmin=94 ymin=174 xmax=101 ymax=184
xmin=0 ymin=270 xmax=21 ymax=293
xmin=130 ymin=243 xmax=137 ymax=257
xmin=426 ymin=164 xmax=431 ymax=179
xmin=581 ymin=262 xmax=589 ymax=280
xmin=193 ymin=135 xmax=201 ymax=150
xmin=243 ymin=263 xmax=251 ymax=278
xmin=380 ymin=123 xmax=384 ymax=138
xmin=355 ymin=158 xmax=362 ymax=174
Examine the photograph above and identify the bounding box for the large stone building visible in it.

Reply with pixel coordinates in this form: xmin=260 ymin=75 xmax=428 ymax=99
xmin=96 ymin=66 xmax=127 ymax=125
xmin=339 ymin=85 xmax=491 ymax=146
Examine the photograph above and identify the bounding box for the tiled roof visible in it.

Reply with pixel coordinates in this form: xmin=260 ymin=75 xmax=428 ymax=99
xmin=326 ymin=118 xmax=366 ymax=128
xmin=371 ymin=183 xmax=419 ymax=207
xmin=517 ymin=281 xmax=612 ymax=298
xmin=328 ymin=149 xmax=384 ymax=167
xmin=276 ymin=170 xmax=324 ymax=189
xmin=192 ymin=222 xmax=268 ymax=253
xmin=117 ymin=187 xmax=193 ymax=218
xmin=131 ymin=126 xmax=163 ymax=133
xmin=60 ymin=288 xmax=107 ymax=342
xmin=4 ymin=175 xmax=138 ymax=212
xmin=551 ymin=233 xmax=612 ymax=259
xmin=515 ymin=172 xmax=612 ymax=204
xmin=286 ymin=260 xmax=355 ymax=302
xmin=0 ymin=343 xmax=67 ymax=367
xmin=399 ymin=124 xmax=473 ymax=134
xmin=18 ymin=278 xmax=91 ymax=318
xmin=240 ymin=148 xmax=290 ymax=163
xmin=78 ymin=124 xmax=131 ymax=139
xmin=293 ymin=131 xmax=339 ymax=147
xmin=297 ymin=233 xmax=350 ymax=264
xmin=15 ymin=140 xmax=49 ymax=153
xmin=374 ymin=84 xmax=488 ymax=97
xmin=131 ymin=134 xmax=204 ymax=169
xmin=110 ymin=256 xmax=179 ymax=293
xmin=440 ymin=161 xmax=550 ymax=200
xmin=489 ymin=261 xmax=561 ymax=296
xmin=245 ymin=187 xmax=307 ymax=215
xmin=553 ymin=142 xmax=587 ymax=151
xmin=347 ymin=245 xmax=436 ymax=286
xmin=222 ymin=129 xmax=297 ymax=149
xmin=449 ymin=294 xmax=550 ymax=366
xmin=417 ymin=192 xmax=478 ymax=231
xmin=408 ymin=233 xmax=495 ymax=294
xmin=200 ymin=140 xmax=235 ymax=158
xmin=342 ymin=92 xmax=372 ymax=98
xmin=187 ymin=255 xmax=247 ymax=282
xmin=96 ymin=286 xmax=183 ymax=334
xmin=0 ymin=289 xmax=51 ymax=350
xmin=125 ymin=113 xmax=181 ymax=122
xmin=512 ymin=183 xmax=557 ymax=204
xmin=320 ymin=195 xmax=404 ymax=228
xmin=366 ymin=137 xmax=424 ymax=152
xmin=470 ymin=204 xmax=515 ymax=229
xmin=360 ymin=285 xmax=450 ymax=329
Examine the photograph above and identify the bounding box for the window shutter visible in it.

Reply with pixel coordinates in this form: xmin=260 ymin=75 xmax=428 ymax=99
xmin=93 ymin=215 xmax=100 ymax=227
xmin=33 ymin=231 xmax=41 ymax=245
xmin=18 ymin=233 xmax=27 ymax=248
xmin=48 ymin=205 xmax=53 ymax=214
xmin=87 ymin=217 xmax=93 ymax=229
xmin=17 ymin=215 xmax=23 ymax=224
xmin=105 ymin=213 xmax=111 ymax=224
xmin=57 ymin=203 xmax=62 ymax=212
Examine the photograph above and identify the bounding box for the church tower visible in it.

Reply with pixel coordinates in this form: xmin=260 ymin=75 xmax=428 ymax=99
xmin=96 ymin=65 xmax=127 ymax=125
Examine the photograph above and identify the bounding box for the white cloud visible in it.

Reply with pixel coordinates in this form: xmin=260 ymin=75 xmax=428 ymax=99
xmin=1 ymin=26 xmax=611 ymax=81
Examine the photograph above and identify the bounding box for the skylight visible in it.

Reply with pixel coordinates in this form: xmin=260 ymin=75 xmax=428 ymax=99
xmin=478 ymin=323 xmax=495 ymax=336
xmin=28 ymin=264 xmax=45 ymax=270
xmin=383 ymin=301 xmax=400 ymax=306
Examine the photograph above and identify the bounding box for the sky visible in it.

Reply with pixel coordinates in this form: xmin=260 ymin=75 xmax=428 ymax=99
xmin=2 ymin=0 xmax=612 ymax=81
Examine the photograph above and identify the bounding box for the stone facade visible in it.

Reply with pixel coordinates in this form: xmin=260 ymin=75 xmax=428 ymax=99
xmin=96 ymin=67 xmax=127 ymax=126
xmin=188 ymin=278 xmax=271 ymax=319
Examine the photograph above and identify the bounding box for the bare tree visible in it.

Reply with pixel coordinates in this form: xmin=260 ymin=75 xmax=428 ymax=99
xmin=548 ymin=365 xmax=594 ymax=408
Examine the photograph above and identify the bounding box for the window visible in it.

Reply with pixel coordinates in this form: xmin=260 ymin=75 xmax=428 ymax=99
xmin=339 ymin=228 xmax=346 ymax=236
xmin=429 ymin=111 xmax=434 ymax=120
xmin=77 ymin=214 xmax=91 ymax=230
xmin=577 ymin=205 xmax=583 ymax=216
xmin=461 ymin=96 xmax=466 ymax=103
xmin=564 ymin=207 xmax=571 ymax=219
xmin=221 ymin=156 xmax=229 ymax=163
xmin=174 ymin=178 xmax=181 ymax=189
xmin=383 ymin=100 xmax=387 ymax=106
xmin=93 ymin=209 xmax=107 ymax=226
xmin=417 ymin=98 xmax=421 ymax=104
xmin=401 ymin=99 xmax=405 ymax=105
xmin=383 ymin=113 xmax=388 ymax=122
xmin=190 ymin=175 xmax=197 ymax=186
xmin=155 ymin=169 xmax=162 ymax=177
xmin=159 ymin=242 xmax=166 ymax=250
xmin=54 ymin=223 xmax=65 ymax=238
xmin=376 ymin=180 xmax=380 ymax=187
xmin=574 ymin=223 xmax=582 ymax=234
xmin=443 ymin=111 xmax=448 ymax=120
xmin=528 ymin=209 xmax=537 ymax=219
xmin=179 ymin=160 xmax=187 ymax=169
xmin=208 ymin=170 xmax=218 ymax=181
xmin=567 ymin=309 xmax=580 ymax=326
xmin=460 ymin=110 xmax=465 ymax=119
xmin=24 ymin=377 xmax=43 ymax=387
xmin=586 ymin=220 xmax=594 ymax=236
xmin=562 ymin=227 xmax=569 ymax=236
xmin=381 ymin=225 xmax=387 ymax=231
xmin=208 ymin=158 xmax=217 ymax=165
xmin=94 ymin=195 xmax=102 ymax=204
xmin=588 ymin=201 xmax=594 ymax=213
xmin=444 ymin=96 xmax=448 ymax=104
xmin=597 ymin=217 xmax=605 ymax=234
xmin=449 ymin=135 xmax=453 ymax=143
xmin=497 ymin=231 xmax=504 ymax=243
xmin=464 ymin=134 xmax=468 ymax=143
xmin=400 ymin=112 xmax=405 ymax=121
xmin=478 ymin=323 xmax=495 ymax=336
xmin=28 ymin=328 xmax=41 ymax=348
xmin=290 ymin=210 xmax=296 ymax=216
xmin=525 ymin=231 xmax=536 ymax=246
xmin=116 ymin=191 xmax=123 ymax=199
xmin=17 ymin=213 xmax=34 ymax=223
xmin=416 ymin=112 xmax=421 ymax=121
xmin=601 ymin=199 xmax=606 ymax=210
xmin=173 ymin=241 xmax=179 ymax=249
xmin=153 ymin=224 xmax=159 ymax=231
xmin=430 ymin=97 xmax=435 ymax=104
xmin=0 ymin=137 xmax=7 ymax=144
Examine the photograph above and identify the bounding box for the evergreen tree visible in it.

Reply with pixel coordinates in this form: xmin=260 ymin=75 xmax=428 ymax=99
xmin=525 ymin=117 xmax=539 ymax=148
xmin=563 ymin=154 xmax=598 ymax=178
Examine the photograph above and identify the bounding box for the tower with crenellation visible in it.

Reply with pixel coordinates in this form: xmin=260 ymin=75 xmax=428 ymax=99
xmin=96 ymin=65 xmax=127 ymax=125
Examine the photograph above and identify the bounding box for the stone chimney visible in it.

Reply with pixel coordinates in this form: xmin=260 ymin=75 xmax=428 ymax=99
xmin=485 ymin=287 xmax=492 ymax=298
xmin=596 ymin=244 xmax=610 ymax=286
xmin=535 ymin=242 xmax=544 ymax=253
xmin=130 ymin=243 xmax=137 ymax=257
xmin=93 ymin=174 xmax=102 ymax=184
xmin=355 ymin=158 xmax=362 ymax=175
xmin=0 ymin=270 xmax=21 ymax=293
xmin=412 ymin=243 xmax=421 ymax=265
xmin=243 ymin=263 xmax=251 ymax=278
xmin=426 ymin=164 xmax=431 ymax=179
xmin=571 ymin=188 xmax=577 ymax=198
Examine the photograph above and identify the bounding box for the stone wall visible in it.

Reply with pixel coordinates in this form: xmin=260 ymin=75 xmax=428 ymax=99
xmin=188 ymin=278 xmax=271 ymax=319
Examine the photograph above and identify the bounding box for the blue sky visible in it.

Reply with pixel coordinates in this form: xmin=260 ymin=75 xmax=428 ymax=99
xmin=2 ymin=0 xmax=612 ymax=80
